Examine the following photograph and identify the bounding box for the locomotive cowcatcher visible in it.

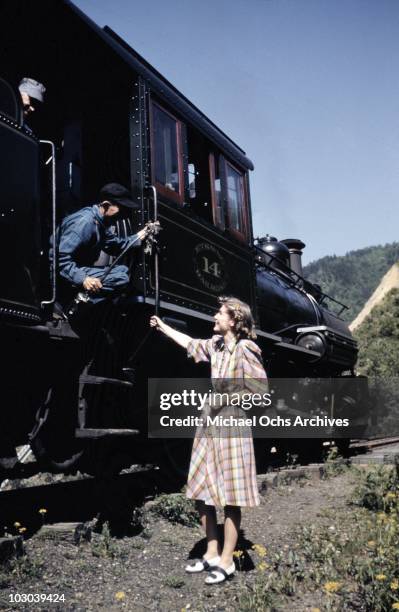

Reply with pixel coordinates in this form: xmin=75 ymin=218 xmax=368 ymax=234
xmin=0 ymin=0 xmax=369 ymax=480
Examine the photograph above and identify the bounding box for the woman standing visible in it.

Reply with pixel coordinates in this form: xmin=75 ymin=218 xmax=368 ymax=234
xmin=150 ymin=296 xmax=267 ymax=585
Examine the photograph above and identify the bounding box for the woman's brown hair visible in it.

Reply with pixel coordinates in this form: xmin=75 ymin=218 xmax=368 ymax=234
xmin=218 ymin=296 xmax=257 ymax=340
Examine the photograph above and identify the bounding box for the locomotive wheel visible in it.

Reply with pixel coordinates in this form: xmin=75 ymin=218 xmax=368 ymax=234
xmin=30 ymin=432 xmax=83 ymax=473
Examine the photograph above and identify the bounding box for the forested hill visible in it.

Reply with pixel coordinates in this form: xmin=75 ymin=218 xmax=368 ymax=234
xmin=303 ymin=243 xmax=399 ymax=322
xmin=354 ymin=288 xmax=399 ymax=377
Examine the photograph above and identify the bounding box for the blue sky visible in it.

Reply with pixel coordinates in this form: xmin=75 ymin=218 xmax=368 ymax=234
xmin=74 ymin=0 xmax=399 ymax=264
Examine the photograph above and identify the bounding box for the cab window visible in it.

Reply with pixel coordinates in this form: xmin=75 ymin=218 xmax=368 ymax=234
xmin=150 ymin=101 xmax=184 ymax=204
xmin=225 ymin=160 xmax=248 ymax=240
xmin=186 ymin=127 xmax=213 ymax=222
xmin=211 ymin=153 xmax=249 ymax=241
xmin=209 ymin=152 xmax=224 ymax=230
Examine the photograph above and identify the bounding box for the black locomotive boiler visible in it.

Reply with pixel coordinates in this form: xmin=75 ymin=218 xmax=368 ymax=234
xmin=0 ymin=0 xmax=369 ymax=480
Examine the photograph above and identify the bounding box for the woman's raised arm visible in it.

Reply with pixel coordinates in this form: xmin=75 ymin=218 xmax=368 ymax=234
xmin=150 ymin=315 xmax=193 ymax=349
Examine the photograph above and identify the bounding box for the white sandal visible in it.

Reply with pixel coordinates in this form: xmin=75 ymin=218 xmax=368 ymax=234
xmin=205 ymin=563 xmax=235 ymax=584
xmin=185 ymin=555 xmax=221 ymax=573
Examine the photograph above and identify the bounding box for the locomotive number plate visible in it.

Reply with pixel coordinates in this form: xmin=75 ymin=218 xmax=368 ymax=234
xmin=193 ymin=243 xmax=228 ymax=292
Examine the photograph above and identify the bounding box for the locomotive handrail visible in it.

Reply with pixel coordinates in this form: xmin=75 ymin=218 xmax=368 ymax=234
xmin=253 ymin=244 xmax=349 ymax=316
xmin=306 ymin=291 xmax=322 ymax=325
xmin=146 ymin=185 xmax=160 ymax=317
xmin=40 ymin=140 xmax=57 ymax=307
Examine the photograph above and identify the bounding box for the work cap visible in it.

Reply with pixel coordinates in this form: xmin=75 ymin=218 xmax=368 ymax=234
xmin=18 ymin=77 xmax=46 ymax=103
xmin=99 ymin=183 xmax=138 ymax=209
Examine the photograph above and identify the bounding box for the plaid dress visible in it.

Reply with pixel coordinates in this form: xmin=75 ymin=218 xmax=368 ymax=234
xmin=185 ymin=335 xmax=267 ymax=507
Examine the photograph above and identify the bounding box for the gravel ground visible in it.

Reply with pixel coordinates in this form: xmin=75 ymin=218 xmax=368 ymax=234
xmin=0 ymin=469 xmax=355 ymax=612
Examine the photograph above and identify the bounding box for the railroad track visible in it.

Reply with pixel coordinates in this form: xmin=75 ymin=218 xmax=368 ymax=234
xmin=350 ymin=436 xmax=399 ymax=450
xmin=348 ymin=437 xmax=399 ymax=456
xmin=0 ymin=464 xmax=176 ymax=529
xmin=1 ymin=437 xmax=398 ymax=527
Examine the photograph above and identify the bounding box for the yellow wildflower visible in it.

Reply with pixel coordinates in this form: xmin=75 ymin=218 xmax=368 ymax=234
xmin=13 ymin=522 xmax=21 ymax=528
xmin=392 ymin=603 xmax=399 ymax=610
xmin=310 ymin=609 xmax=321 ymax=612
xmin=115 ymin=591 xmax=126 ymax=601
xmin=324 ymin=581 xmax=342 ymax=593
xmin=391 ymin=580 xmax=399 ymax=591
xmin=252 ymin=544 xmax=267 ymax=558
xmin=385 ymin=492 xmax=396 ymax=499
xmin=38 ymin=508 xmax=47 ymax=515
xmin=367 ymin=540 xmax=376 ymax=547
xmin=233 ymin=550 xmax=243 ymax=558
xmin=376 ymin=574 xmax=386 ymax=581
xmin=257 ymin=561 xmax=269 ymax=571
xmin=377 ymin=512 xmax=387 ymax=521
xmin=18 ymin=527 xmax=27 ymax=533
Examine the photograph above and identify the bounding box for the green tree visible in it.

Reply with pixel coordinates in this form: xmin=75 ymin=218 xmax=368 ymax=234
xmin=304 ymin=243 xmax=399 ymax=321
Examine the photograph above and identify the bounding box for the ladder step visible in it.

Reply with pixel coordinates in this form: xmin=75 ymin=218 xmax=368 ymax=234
xmin=75 ymin=428 xmax=140 ymax=439
xmin=47 ymin=320 xmax=80 ymax=340
xmin=79 ymin=374 xmax=133 ymax=388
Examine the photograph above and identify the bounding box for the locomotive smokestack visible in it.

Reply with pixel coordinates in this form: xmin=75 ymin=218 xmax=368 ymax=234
xmin=280 ymin=239 xmax=306 ymax=277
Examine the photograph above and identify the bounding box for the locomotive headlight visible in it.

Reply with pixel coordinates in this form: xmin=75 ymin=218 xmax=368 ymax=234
xmin=295 ymin=332 xmax=327 ymax=359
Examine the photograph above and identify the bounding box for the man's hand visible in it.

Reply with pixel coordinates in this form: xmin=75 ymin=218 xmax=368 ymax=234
xmin=137 ymin=227 xmax=149 ymax=241
xmin=83 ymin=276 xmax=103 ymax=292
xmin=137 ymin=221 xmax=161 ymax=241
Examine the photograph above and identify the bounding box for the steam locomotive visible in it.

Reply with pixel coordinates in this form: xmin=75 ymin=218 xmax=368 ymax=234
xmin=0 ymin=0 xmax=368 ymax=480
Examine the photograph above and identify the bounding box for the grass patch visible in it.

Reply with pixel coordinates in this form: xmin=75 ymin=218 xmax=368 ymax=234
xmin=149 ymin=493 xmax=198 ymax=527
xmin=238 ymin=462 xmax=399 ymax=611
xmin=278 ymin=471 xmax=310 ymax=488
xmin=0 ymin=556 xmax=44 ymax=585
xmin=164 ymin=575 xmax=185 ymax=589
xmin=322 ymin=446 xmax=351 ymax=479
xmin=352 ymin=462 xmax=399 ymax=511
xmin=90 ymin=522 xmax=119 ymax=558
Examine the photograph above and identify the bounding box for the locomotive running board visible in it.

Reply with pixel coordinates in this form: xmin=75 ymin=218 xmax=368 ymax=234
xmin=75 ymin=428 xmax=140 ymax=439
xmin=256 ymin=329 xmax=286 ymax=343
xmin=145 ymin=298 xmax=283 ymax=344
xmin=274 ymin=342 xmax=321 ymax=359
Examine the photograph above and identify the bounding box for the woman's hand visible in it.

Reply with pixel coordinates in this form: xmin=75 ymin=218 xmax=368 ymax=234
xmin=150 ymin=315 xmax=164 ymax=331
xmin=149 ymin=315 xmax=192 ymax=348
